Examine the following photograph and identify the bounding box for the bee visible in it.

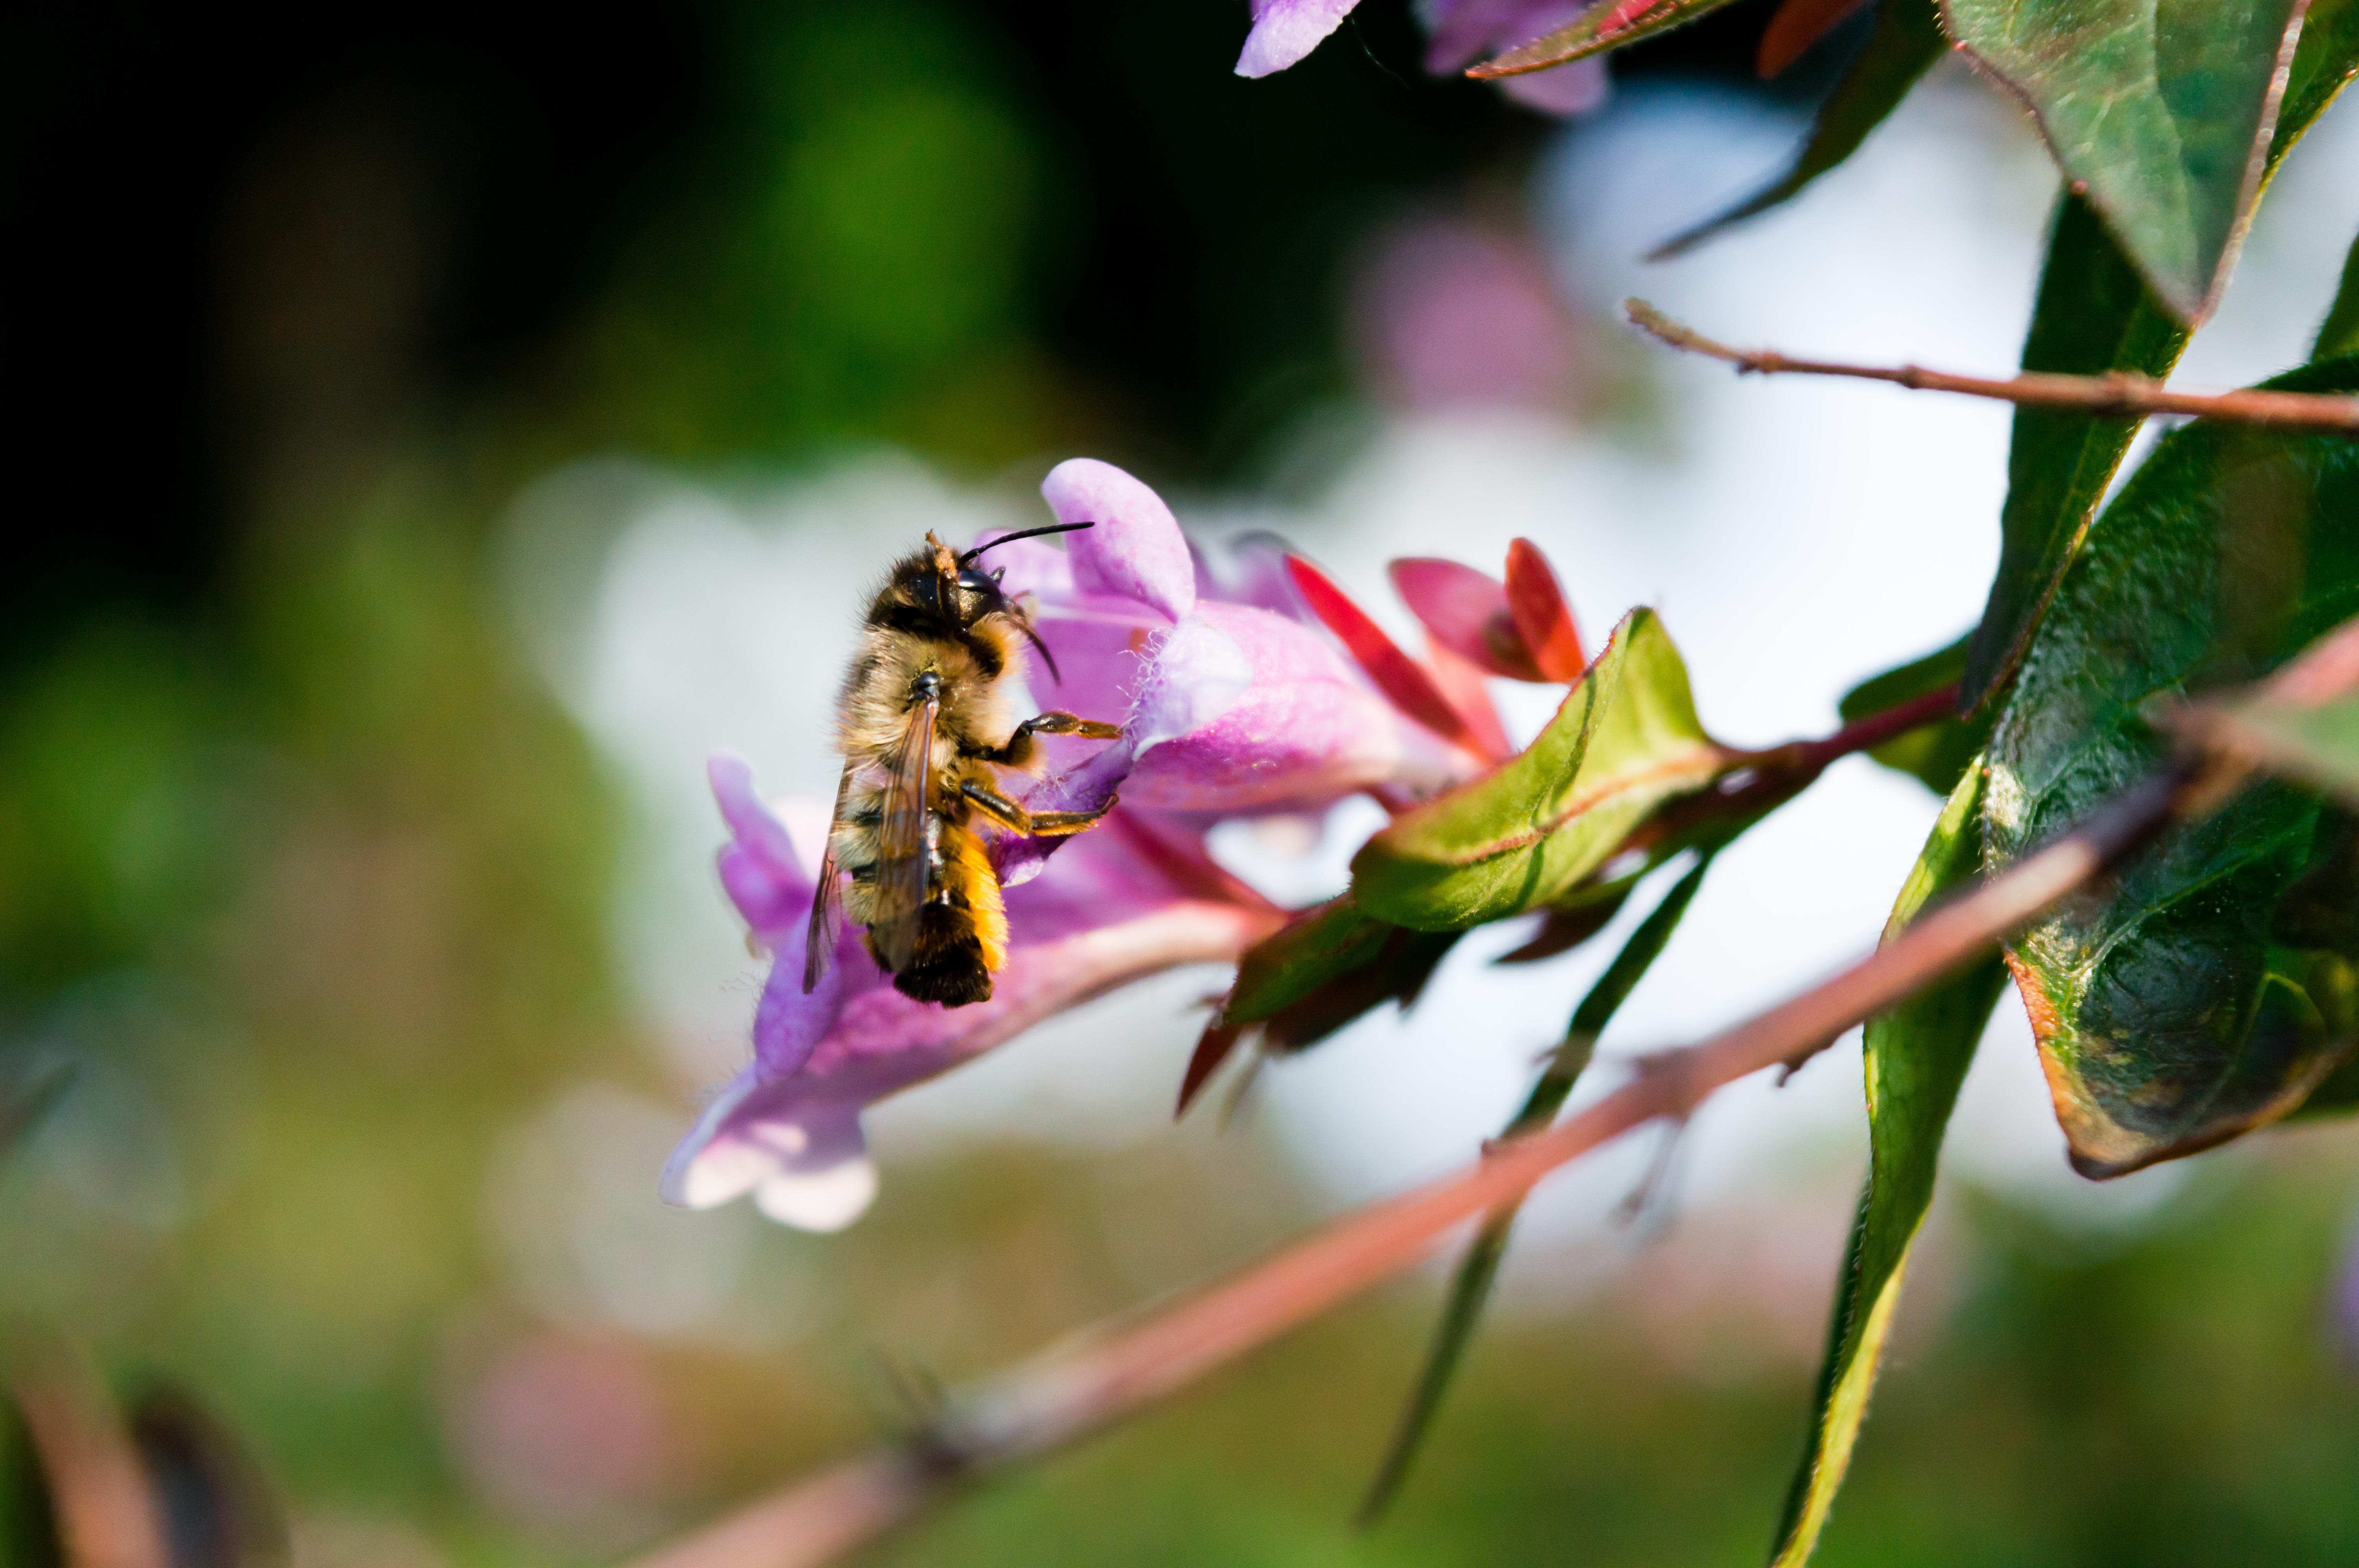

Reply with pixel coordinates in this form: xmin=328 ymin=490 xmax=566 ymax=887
xmin=803 ymin=524 xmax=1125 ymax=1007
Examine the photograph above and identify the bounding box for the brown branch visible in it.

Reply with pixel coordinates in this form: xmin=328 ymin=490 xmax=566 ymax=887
xmin=1626 ymin=299 xmax=2359 ymax=432
xmin=620 ymin=766 xmax=2191 ymax=1568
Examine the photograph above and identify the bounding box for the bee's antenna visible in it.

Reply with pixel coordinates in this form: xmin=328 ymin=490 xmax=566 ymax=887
xmin=960 ymin=521 xmax=1094 ymax=567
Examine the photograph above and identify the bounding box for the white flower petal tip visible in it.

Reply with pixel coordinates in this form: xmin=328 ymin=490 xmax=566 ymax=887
xmin=661 ymin=1135 xmax=772 ymax=1209
xmin=753 ymin=1160 xmax=879 ymax=1232
xmin=1235 ymin=0 xmax=1363 ymax=76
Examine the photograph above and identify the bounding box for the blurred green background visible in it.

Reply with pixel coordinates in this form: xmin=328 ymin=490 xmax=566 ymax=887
xmin=5 ymin=2 xmax=2359 ymax=1565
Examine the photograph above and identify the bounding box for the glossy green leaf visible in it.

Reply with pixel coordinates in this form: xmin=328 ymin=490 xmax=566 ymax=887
xmin=1943 ymin=0 xmax=2303 ymax=322
xmin=1469 ymin=0 xmax=1749 ymax=75
xmin=1960 ymin=0 xmax=2359 ymax=706
xmin=1983 ymin=354 xmax=2359 ymax=1177
xmin=1770 ymin=762 xmax=2005 ymax=1566
xmin=1838 ymin=633 xmax=1989 ymax=795
xmin=2320 ymin=229 xmax=2359 ymax=361
xmin=1361 ymin=853 xmax=1716 ymax=1523
xmin=1350 ymin=609 xmax=1725 ymax=931
xmin=1652 ymin=0 xmax=1946 ymax=260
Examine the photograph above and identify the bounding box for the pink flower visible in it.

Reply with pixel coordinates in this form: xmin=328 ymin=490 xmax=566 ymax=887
xmin=662 ymin=457 xmax=1525 ymax=1229
xmin=1236 ymin=0 xmax=1609 ymax=117
xmin=662 ymin=754 xmax=1283 ymax=1229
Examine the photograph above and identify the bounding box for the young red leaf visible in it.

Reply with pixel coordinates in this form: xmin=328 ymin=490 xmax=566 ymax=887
xmin=1388 ymin=558 xmax=1545 ymax=681
xmin=1504 ymin=539 xmax=1586 ymax=680
xmin=1285 ymin=555 xmax=1487 ymax=753
xmin=1426 ymin=640 xmax=1515 ymax=759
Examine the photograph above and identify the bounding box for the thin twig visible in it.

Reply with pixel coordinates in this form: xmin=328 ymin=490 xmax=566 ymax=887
xmin=1626 ymin=300 xmax=2359 ymax=432
xmin=620 ymin=767 xmax=2191 ymax=1568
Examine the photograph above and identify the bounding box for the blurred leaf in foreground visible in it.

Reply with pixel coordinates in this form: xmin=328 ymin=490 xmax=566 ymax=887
xmin=1770 ymin=760 xmax=2005 ymax=1566
xmin=1984 ymin=354 xmax=2359 ymax=1176
xmin=1653 ymin=0 xmax=1947 ymax=260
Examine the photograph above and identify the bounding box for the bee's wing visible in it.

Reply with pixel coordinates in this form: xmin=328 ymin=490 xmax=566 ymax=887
xmin=869 ymin=691 xmax=939 ymax=974
xmin=801 ymin=763 xmax=857 ymax=993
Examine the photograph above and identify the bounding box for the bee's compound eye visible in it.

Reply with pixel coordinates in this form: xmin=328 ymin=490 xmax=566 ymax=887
xmin=956 ymin=570 xmax=996 ymax=595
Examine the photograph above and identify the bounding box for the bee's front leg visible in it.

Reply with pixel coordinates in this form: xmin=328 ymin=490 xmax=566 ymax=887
xmin=974 ymin=710 xmax=1123 ymax=768
xmin=1017 ymin=710 xmax=1124 ymax=740
xmin=959 ymin=780 xmax=1116 ymax=838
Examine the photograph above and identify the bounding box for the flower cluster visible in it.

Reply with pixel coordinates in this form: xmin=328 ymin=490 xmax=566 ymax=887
xmin=662 ymin=459 xmax=1538 ymax=1229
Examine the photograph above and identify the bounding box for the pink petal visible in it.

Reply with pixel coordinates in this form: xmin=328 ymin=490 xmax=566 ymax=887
xmin=1040 ymin=459 xmax=1196 ymax=623
xmin=1388 ymin=557 xmax=1545 ymax=680
xmin=1195 ymin=532 xmax=1315 ymax=623
xmin=1119 ymin=601 xmax=1470 ymax=809
xmin=708 ymin=751 xmax=813 ymax=943
xmin=1236 ymin=0 xmax=1363 ymax=77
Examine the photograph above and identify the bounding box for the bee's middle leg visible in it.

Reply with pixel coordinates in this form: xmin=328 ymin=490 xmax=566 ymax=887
xmin=960 ymin=780 xmax=1116 ymax=838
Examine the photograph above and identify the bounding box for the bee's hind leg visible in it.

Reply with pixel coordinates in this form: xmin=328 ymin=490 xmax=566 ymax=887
xmin=960 ymin=780 xmax=1115 ymax=838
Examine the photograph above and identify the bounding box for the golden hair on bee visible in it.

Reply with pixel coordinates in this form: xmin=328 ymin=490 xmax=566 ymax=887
xmin=803 ymin=524 xmax=1125 ymax=1007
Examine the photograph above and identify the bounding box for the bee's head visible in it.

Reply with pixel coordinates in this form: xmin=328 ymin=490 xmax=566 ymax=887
xmin=907 ymin=521 xmax=1096 ymax=683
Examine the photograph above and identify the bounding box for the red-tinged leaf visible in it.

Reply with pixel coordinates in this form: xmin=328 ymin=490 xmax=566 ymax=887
xmin=1389 ymin=558 xmax=1545 ymax=681
xmin=1757 ymin=0 xmax=1874 ymax=77
xmin=1177 ymin=1016 xmax=1246 ymax=1117
xmin=1593 ymin=0 xmax=1668 ymax=39
xmin=1427 ymin=640 xmax=1515 ymax=760
xmin=1505 ymin=539 xmax=1586 ymax=680
xmin=1471 ymin=0 xmax=1744 ymax=76
xmin=1286 ymin=555 xmax=1485 ymax=751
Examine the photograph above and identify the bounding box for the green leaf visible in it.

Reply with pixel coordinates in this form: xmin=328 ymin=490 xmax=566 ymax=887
xmin=1960 ymin=0 xmax=2359 ymax=706
xmin=2319 ymin=229 xmax=2359 ymax=361
xmin=1983 ymin=354 xmax=2359 ymax=1177
xmin=1361 ymin=853 xmax=1716 ymax=1523
xmin=1350 ymin=609 xmax=1726 ymax=931
xmin=1942 ymin=0 xmax=2304 ymax=322
xmin=1652 ymin=0 xmax=1947 ymax=261
xmin=1468 ymin=0 xmax=1751 ymax=74
xmin=1226 ymin=897 xmax=1387 ymax=1023
xmin=1770 ymin=761 xmax=2005 ymax=1567
xmin=1838 ymin=633 xmax=1989 ymax=795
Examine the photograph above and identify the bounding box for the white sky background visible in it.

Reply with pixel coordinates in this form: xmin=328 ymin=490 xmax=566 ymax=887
xmin=499 ymin=68 xmax=2359 ymax=1298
